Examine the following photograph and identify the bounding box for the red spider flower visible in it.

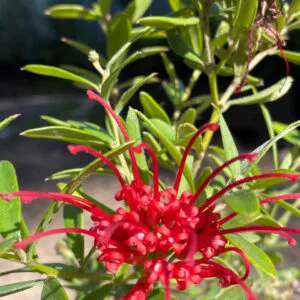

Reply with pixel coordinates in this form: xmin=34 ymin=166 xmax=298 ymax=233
xmin=2 ymin=90 xmax=300 ymax=300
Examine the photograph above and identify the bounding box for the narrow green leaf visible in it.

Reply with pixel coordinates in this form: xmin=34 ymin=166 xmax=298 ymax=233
xmin=136 ymin=111 xmax=194 ymax=191
xmin=22 ymin=65 xmax=99 ymax=91
xmin=275 ymin=50 xmax=300 ymax=65
xmin=21 ymin=126 xmax=113 ymax=148
xmin=273 ymin=121 xmax=300 ymax=145
xmin=41 ymin=116 xmax=71 ymax=127
xmin=61 ymin=37 xmax=91 ymax=56
xmin=107 ymin=13 xmax=131 ymax=59
xmin=61 ymin=65 xmax=101 ymax=84
xmin=47 ymin=168 xmax=112 ymax=181
xmin=115 ymin=73 xmax=157 ymax=114
xmin=45 ymin=5 xmax=98 ymax=20
xmin=63 ymin=200 xmax=84 ymax=264
xmin=0 ymin=114 xmax=20 ymax=132
xmin=168 ymin=0 xmax=184 ymax=11
xmin=179 ymin=23 xmax=203 ymax=56
xmin=126 ymin=108 xmax=148 ymax=172
xmin=167 ymin=29 xmax=204 ymax=70
xmin=214 ymin=285 xmax=247 ymax=300
xmin=227 ymin=234 xmax=277 ymax=278
xmin=219 ymin=113 xmax=239 ymax=178
xmin=231 ymin=0 xmax=258 ymax=38
xmin=178 ymin=108 xmax=196 ymax=125
xmin=176 ymin=123 xmax=203 ymax=151
xmin=82 ymin=283 xmax=115 ymax=300
xmin=140 ymin=91 xmax=171 ymax=124
xmin=288 ymin=0 xmax=300 ymax=17
xmin=222 ymin=190 xmax=260 ymax=218
xmin=41 ymin=277 xmax=69 ymax=300
xmin=138 ymin=16 xmax=199 ymax=29
xmin=0 ymin=237 xmax=17 ymax=255
xmin=0 ymin=161 xmax=21 ymax=238
xmin=0 ymin=280 xmax=43 ymax=297
xmin=98 ymin=0 xmax=112 ymax=16
xmin=228 ymin=77 xmax=293 ymax=107
xmin=126 ymin=0 xmax=152 ymax=23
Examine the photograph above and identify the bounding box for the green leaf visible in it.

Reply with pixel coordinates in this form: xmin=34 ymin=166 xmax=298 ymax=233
xmin=214 ymin=285 xmax=247 ymax=300
xmin=45 ymin=5 xmax=98 ymax=20
xmin=41 ymin=116 xmax=71 ymax=127
xmin=63 ymin=201 xmax=84 ymax=264
xmin=179 ymin=23 xmax=203 ymax=56
xmin=98 ymin=0 xmax=112 ymax=16
xmin=0 ymin=280 xmax=43 ymax=297
xmin=126 ymin=0 xmax=152 ymax=23
xmin=178 ymin=108 xmax=196 ymax=125
xmin=168 ymin=0 xmax=184 ymax=11
xmin=227 ymin=234 xmax=277 ymax=278
xmin=64 ymin=141 xmax=135 ymax=193
xmin=0 ymin=114 xmax=20 ymax=132
xmin=273 ymin=121 xmax=300 ymax=145
xmin=241 ymin=120 xmax=300 ymax=173
xmin=219 ymin=112 xmax=239 ymax=178
xmin=21 ymin=126 xmax=113 ymax=149
xmin=126 ymin=108 xmax=148 ymax=173
xmin=61 ymin=37 xmax=92 ymax=57
xmin=231 ymin=0 xmax=258 ymax=38
xmin=138 ymin=16 xmax=199 ymax=29
xmin=47 ymin=168 xmax=112 ymax=181
xmin=288 ymin=0 xmax=300 ymax=17
xmin=136 ymin=111 xmax=194 ymax=191
xmin=41 ymin=277 xmax=69 ymax=300
xmin=0 ymin=237 xmax=17 ymax=255
xmin=167 ymin=29 xmax=204 ymax=70
xmin=0 ymin=161 xmax=21 ymax=238
xmin=228 ymin=77 xmax=293 ymax=107
xmin=276 ymin=50 xmax=300 ymax=65
xmin=140 ymin=91 xmax=171 ymax=124
xmin=22 ymin=65 xmax=99 ymax=91
xmin=150 ymin=119 xmax=175 ymax=141
xmin=222 ymin=190 xmax=260 ymax=218
xmin=82 ymin=283 xmax=115 ymax=300
xmin=107 ymin=13 xmax=131 ymax=59
xmin=115 ymin=73 xmax=157 ymax=114
xmin=61 ymin=65 xmax=101 ymax=84
xmin=176 ymin=123 xmax=203 ymax=151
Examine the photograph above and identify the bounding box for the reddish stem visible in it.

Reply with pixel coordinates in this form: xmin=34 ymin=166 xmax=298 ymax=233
xmin=193 ymin=153 xmax=257 ymax=203
xmin=198 ymin=172 xmax=300 ymax=213
xmin=0 ymin=191 xmax=111 ymax=220
xmin=220 ymin=226 xmax=299 ymax=246
xmin=173 ymin=123 xmax=219 ymax=193
xmin=87 ymin=90 xmax=141 ymax=184
xmin=68 ymin=145 xmax=125 ymax=187
xmin=14 ymin=228 xmax=99 ymax=250
xmin=134 ymin=143 xmax=159 ymax=199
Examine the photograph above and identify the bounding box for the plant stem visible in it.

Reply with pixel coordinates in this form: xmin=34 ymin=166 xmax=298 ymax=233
xmin=202 ymin=72 xmax=220 ymax=152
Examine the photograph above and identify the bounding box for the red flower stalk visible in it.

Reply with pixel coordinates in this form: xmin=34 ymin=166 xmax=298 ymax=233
xmin=2 ymin=90 xmax=300 ymax=300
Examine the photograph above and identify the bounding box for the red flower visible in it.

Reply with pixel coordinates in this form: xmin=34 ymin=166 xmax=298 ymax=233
xmin=2 ymin=90 xmax=300 ymax=300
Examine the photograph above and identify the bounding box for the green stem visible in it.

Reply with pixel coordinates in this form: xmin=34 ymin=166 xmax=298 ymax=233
xmin=260 ymin=104 xmax=278 ymax=170
xmin=202 ymin=72 xmax=220 ymax=152
xmin=80 ymin=246 xmax=96 ymax=271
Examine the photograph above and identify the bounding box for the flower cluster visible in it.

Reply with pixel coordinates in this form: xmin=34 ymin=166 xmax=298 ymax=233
xmin=2 ymin=90 xmax=300 ymax=300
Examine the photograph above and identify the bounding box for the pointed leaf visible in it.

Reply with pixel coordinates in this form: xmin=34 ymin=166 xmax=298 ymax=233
xmin=226 ymin=234 xmax=277 ymax=278
xmin=0 ymin=280 xmax=43 ymax=297
xmin=0 ymin=237 xmax=17 ymax=255
xmin=115 ymin=73 xmax=157 ymax=114
xmin=126 ymin=108 xmax=148 ymax=172
xmin=228 ymin=77 xmax=293 ymax=107
xmin=219 ymin=113 xmax=240 ymax=178
xmin=136 ymin=111 xmax=194 ymax=191
xmin=138 ymin=16 xmax=199 ymax=29
xmin=167 ymin=29 xmax=204 ymax=70
xmin=273 ymin=121 xmax=300 ymax=145
xmin=126 ymin=0 xmax=152 ymax=23
xmin=222 ymin=190 xmax=260 ymax=218
xmin=41 ymin=277 xmax=69 ymax=300
xmin=82 ymin=283 xmax=114 ymax=300
xmin=140 ymin=91 xmax=171 ymax=124
xmin=45 ymin=5 xmax=98 ymax=20
xmin=0 ymin=115 xmax=20 ymax=132
xmin=21 ymin=126 xmax=113 ymax=148
xmin=107 ymin=13 xmax=131 ymax=59
xmin=0 ymin=161 xmax=21 ymax=238
xmin=22 ymin=65 xmax=99 ymax=91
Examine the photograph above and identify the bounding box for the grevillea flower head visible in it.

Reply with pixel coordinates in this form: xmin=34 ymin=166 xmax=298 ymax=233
xmin=2 ymin=90 xmax=300 ymax=300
